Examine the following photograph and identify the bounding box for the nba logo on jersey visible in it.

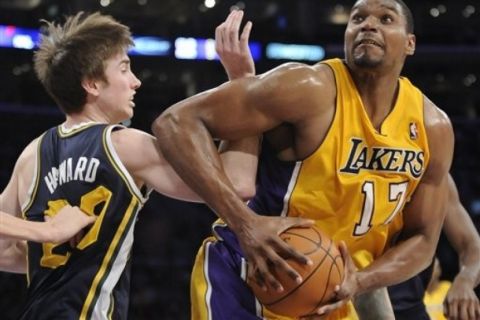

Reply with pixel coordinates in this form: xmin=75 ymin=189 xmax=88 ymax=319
xmin=409 ymin=122 xmax=418 ymax=140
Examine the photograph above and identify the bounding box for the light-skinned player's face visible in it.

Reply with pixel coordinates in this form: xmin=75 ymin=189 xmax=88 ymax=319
xmin=96 ymin=51 xmax=141 ymax=123
xmin=344 ymin=0 xmax=415 ymax=69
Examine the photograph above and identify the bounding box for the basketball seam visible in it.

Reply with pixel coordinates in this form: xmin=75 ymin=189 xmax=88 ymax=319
xmin=264 ymin=238 xmax=334 ymax=307
xmin=305 ymin=249 xmax=339 ymax=315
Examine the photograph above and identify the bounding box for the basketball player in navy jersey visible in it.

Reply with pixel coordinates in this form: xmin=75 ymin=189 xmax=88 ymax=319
xmin=153 ymin=0 xmax=456 ymax=318
xmin=0 ymin=204 xmax=94 ymax=242
xmin=388 ymin=174 xmax=480 ymax=320
xmin=0 ymin=10 xmax=284 ymax=319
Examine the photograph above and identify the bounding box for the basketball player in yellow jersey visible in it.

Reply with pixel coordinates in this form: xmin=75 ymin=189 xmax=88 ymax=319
xmin=153 ymin=0 xmax=455 ymax=318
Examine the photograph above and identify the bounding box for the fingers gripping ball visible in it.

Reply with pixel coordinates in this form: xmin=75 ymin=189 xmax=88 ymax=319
xmin=248 ymin=226 xmax=344 ymax=317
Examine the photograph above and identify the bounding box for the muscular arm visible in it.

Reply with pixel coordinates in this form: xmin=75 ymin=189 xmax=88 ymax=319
xmin=354 ymin=98 xmax=454 ymax=293
xmin=443 ymin=174 xmax=480 ymax=320
xmin=444 ymin=175 xmax=480 ymax=287
xmin=152 ymin=64 xmax=328 ymax=227
xmin=152 ymin=64 xmax=333 ymax=289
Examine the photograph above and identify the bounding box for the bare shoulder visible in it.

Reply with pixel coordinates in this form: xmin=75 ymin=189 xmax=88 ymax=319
xmin=260 ymin=61 xmax=335 ymax=90
xmin=15 ymin=136 xmax=44 ymax=183
xmin=12 ymin=137 xmax=42 ymax=209
xmin=110 ymin=126 xmax=154 ymax=147
xmin=110 ymin=127 xmax=160 ymax=177
xmin=16 ymin=137 xmax=40 ymax=169
xmin=422 ymin=95 xmax=454 ymax=181
xmin=253 ymin=62 xmax=336 ymax=119
xmin=423 ymin=95 xmax=453 ymax=132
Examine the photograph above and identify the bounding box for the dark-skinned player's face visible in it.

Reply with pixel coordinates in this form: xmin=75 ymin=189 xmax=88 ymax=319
xmin=344 ymin=0 xmax=415 ymax=69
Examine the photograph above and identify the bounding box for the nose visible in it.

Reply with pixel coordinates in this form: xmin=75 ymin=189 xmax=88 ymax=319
xmin=360 ymin=16 xmax=378 ymax=32
xmin=132 ymin=73 xmax=141 ymax=89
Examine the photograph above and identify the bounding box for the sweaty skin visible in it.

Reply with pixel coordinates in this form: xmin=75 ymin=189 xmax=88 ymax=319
xmin=153 ymin=1 xmax=453 ymax=317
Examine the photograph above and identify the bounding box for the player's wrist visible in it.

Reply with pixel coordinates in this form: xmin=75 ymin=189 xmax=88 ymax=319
xmin=453 ymin=270 xmax=477 ymax=288
xmin=228 ymin=209 xmax=257 ymax=234
xmin=354 ymin=271 xmax=370 ymax=295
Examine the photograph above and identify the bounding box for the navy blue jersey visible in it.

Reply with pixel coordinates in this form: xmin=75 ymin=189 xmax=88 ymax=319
xmin=388 ymin=260 xmax=434 ymax=320
xmin=21 ymin=123 xmax=149 ymax=320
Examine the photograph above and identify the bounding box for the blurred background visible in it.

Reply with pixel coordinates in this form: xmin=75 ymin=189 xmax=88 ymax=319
xmin=0 ymin=0 xmax=479 ymax=319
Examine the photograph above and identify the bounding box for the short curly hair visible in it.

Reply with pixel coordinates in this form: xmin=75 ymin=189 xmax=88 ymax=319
xmin=34 ymin=12 xmax=134 ymax=114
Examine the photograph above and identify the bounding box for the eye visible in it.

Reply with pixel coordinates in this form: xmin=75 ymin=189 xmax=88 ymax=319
xmin=381 ymin=15 xmax=394 ymax=24
xmin=351 ymin=14 xmax=364 ymax=23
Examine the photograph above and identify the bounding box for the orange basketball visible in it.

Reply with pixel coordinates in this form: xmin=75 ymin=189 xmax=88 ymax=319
xmin=248 ymin=225 xmax=344 ymax=317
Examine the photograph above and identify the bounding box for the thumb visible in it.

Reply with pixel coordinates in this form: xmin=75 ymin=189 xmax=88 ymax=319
xmin=338 ymin=241 xmax=355 ymax=271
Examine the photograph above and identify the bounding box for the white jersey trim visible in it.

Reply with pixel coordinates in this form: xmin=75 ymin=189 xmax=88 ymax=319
xmin=104 ymin=125 xmax=150 ymax=204
xmin=280 ymin=161 xmax=302 ymax=217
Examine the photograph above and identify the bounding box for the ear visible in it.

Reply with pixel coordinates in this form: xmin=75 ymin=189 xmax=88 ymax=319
xmin=405 ymin=34 xmax=416 ymax=56
xmin=81 ymin=78 xmax=101 ymax=97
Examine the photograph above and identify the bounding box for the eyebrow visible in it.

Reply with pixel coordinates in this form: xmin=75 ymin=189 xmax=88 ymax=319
xmin=380 ymin=4 xmax=400 ymax=14
xmin=119 ymin=59 xmax=130 ymax=66
xmin=351 ymin=3 xmax=400 ymax=14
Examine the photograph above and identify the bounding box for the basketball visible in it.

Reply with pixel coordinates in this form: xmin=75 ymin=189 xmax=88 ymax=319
xmin=248 ymin=225 xmax=344 ymax=317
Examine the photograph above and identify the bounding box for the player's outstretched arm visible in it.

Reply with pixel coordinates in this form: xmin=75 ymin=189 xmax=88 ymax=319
xmin=152 ymin=48 xmax=335 ymax=291
xmin=443 ymin=174 xmax=480 ymax=320
xmin=0 ymin=205 xmax=95 ymax=243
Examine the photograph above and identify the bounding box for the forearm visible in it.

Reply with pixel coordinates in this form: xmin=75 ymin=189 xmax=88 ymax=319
xmin=455 ymin=242 xmax=480 ymax=287
xmin=153 ymin=112 xmax=256 ymax=230
xmin=0 ymin=212 xmax=50 ymax=242
xmin=356 ymin=233 xmax=436 ymax=294
xmin=353 ymin=287 xmax=394 ymax=320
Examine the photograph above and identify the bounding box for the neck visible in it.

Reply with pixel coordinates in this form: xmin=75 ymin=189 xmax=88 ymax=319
xmin=63 ymin=103 xmax=110 ymax=128
xmin=348 ymin=65 xmax=401 ymax=130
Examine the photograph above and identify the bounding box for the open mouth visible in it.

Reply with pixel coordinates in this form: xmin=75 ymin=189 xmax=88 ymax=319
xmin=355 ymin=39 xmax=383 ymax=48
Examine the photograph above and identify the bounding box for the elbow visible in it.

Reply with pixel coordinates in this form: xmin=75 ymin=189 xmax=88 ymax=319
xmin=151 ymin=110 xmax=177 ymax=142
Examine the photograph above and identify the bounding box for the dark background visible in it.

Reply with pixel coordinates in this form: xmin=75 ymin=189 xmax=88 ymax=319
xmin=0 ymin=0 xmax=479 ymax=319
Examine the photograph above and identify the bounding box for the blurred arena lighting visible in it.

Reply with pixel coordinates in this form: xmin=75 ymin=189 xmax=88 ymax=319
xmin=266 ymin=43 xmax=325 ymax=61
xmin=0 ymin=24 xmax=171 ymax=56
xmin=0 ymin=0 xmax=41 ymax=9
xmin=204 ymin=0 xmax=216 ymax=9
xmin=329 ymin=4 xmax=349 ymax=25
xmin=0 ymin=25 xmax=39 ymax=50
xmin=430 ymin=7 xmax=440 ymax=17
xmin=129 ymin=37 xmax=171 ymax=56
xmin=174 ymin=37 xmax=261 ymax=61
xmin=100 ymin=0 xmax=111 ymax=8
xmin=463 ymin=5 xmax=475 ymax=18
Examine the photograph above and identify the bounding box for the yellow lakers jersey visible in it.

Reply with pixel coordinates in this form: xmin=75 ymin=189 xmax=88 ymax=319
xmin=246 ymin=58 xmax=430 ymax=319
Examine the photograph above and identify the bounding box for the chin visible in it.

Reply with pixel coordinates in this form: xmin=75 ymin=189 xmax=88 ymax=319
xmin=353 ymin=56 xmax=382 ymax=68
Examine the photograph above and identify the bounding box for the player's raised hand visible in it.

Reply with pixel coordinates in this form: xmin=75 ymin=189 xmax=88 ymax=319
xmin=46 ymin=205 xmax=96 ymax=244
xmin=238 ymin=214 xmax=314 ymax=293
xmin=215 ymin=9 xmax=254 ymax=79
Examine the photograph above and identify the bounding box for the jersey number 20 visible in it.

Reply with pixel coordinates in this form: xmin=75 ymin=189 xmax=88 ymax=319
xmin=40 ymin=186 xmax=112 ymax=268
